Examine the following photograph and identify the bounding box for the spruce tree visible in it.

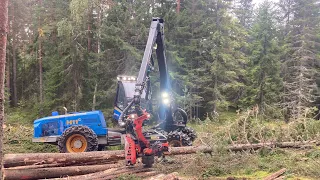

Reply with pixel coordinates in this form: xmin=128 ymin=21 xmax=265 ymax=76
xmin=282 ymin=0 xmax=320 ymax=119
xmin=241 ymin=1 xmax=281 ymax=113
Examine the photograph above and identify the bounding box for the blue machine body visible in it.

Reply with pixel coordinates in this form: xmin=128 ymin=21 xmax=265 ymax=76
xmin=33 ymin=110 xmax=107 ymax=141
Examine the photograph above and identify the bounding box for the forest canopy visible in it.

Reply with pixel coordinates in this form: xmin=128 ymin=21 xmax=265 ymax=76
xmin=5 ymin=0 xmax=320 ymax=121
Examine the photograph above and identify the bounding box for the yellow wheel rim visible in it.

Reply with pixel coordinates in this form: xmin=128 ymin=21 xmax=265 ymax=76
xmin=169 ymin=140 xmax=182 ymax=147
xmin=66 ymin=134 xmax=87 ymax=152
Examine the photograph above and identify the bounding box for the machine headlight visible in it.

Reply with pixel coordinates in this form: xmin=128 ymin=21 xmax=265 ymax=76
xmin=161 ymin=92 xmax=169 ymax=98
xmin=119 ymin=121 xmax=126 ymax=127
xmin=131 ymin=77 xmax=136 ymax=81
xmin=161 ymin=92 xmax=170 ymax=105
xmin=123 ymin=77 xmax=127 ymax=81
xmin=129 ymin=114 xmax=137 ymax=119
xmin=163 ymin=98 xmax=170 ymax=105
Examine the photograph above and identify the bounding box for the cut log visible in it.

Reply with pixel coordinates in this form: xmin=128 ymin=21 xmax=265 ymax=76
xmin=3 ymin=150 xmax=124 ymax=168
xmin=3 ymin=141 xmax=318 ymax=169
xmin=3 ymin=146 xmax=212 ymax=168
xmin=229 ymin=141 xmax=316 ymax=151
xmin=6 ymin=163 xmax=67 ymax=170
xmin=166 ymin=146 xmax=212 ymax=155
xmin=263 ymin=168 xmax=286 ymax=180
xmin=3 ymin=163 xmax=120 ymax=180
xmin=46 ymin=166 xmax=152 ymax=180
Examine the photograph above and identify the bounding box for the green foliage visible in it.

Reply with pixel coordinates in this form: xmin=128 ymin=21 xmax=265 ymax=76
xmin=240 ymin=1 xmax=282 ymax=112
xmin=4 ymin=111 xmax=58 ymax=153
xmin=5 ymin=0 xmax=320 ymax=122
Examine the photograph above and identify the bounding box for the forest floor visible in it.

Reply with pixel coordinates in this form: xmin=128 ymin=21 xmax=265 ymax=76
xmin=3 ymin=109 xmax=320 ymax=180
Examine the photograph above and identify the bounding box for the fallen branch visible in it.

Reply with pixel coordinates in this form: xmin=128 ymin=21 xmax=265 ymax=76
xmin=263 ymin=168 xmax=286 ymax=180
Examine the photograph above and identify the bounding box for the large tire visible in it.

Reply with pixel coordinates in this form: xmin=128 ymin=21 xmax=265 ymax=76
xmin=173 ymin=108 xmax=188 ymax=125
xmin=142 ymin=154 xmax=154 ymax=168
xmin=167 ymin=130 xmax=192 ymax=147
xmin=58 ymin=125 xmax=98 ymax=153
xmin=182 ymin=127 xmax=197 ymax=142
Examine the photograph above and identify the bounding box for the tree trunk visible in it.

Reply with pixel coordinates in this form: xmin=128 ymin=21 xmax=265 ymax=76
xmin=92 ymin=81 xmax=97 ymax=110
xmin=6 ymin=5 xmax=10 ymax=103
xmin=11 ymin=3 xmax=17 ymax=107
xmin=228 ymin=141 xmax=317 ymax=151
xmin=176 ymin=0 xmax=180 ymax=14
xmin=5 ymin=39 xmax=9 ymax=101
xmin=0 ymin=0 xmax=9 ymax=173
xmin=3 ymin=150 xmax=125 ymax=168
xmin=38 ymin=0 xmax=43 ymax=110
xmin=87 ymin=2 xmax=92 ymax=52
xmin=48 ymin=166 xmax=151 ymax=180
xmin=3 ymin=146 xmax=213 ymax=168
xmin=3 ymin=164 xmax=120 ymax=180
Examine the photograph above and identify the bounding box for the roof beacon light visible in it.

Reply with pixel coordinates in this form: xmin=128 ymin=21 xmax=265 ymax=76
xmin=117 ymin=75 xmax=137 ymax=82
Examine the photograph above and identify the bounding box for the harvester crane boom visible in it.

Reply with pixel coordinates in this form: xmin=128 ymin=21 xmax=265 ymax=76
xmin=119 ymin=18 xmax=172 ymax=126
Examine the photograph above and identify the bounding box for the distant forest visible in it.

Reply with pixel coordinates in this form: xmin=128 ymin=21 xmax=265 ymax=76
xmin=5 ymin=0 xmax=320 ymax=121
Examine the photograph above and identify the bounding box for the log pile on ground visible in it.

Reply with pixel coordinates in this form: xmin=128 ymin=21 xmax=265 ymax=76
xmin=2 ymin=146 xmax=211 ymax=180
xmin=1 ymin=141 xmax=317 ymax=180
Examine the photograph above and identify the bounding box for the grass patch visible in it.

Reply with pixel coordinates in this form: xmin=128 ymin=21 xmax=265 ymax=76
xmin=4 ymin=111 xmax=58 ymax=154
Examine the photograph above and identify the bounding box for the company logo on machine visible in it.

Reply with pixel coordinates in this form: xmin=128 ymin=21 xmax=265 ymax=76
xmin=66 ymin=118 xmax=81 ymax=125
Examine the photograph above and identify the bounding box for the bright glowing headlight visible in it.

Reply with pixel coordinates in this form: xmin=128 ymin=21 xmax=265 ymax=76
xmin=117 ymin=77 xmax=120 ymax=80
xmin=161 ymin=92 xmax=169 ymax=98
xmin=119 ymin=121 xmax=126 ymax=127
xmin=131 ymin=77 xmax=136 ymax=81
xmin=123 ymin=77 xmax=127 ymax=81
xmin=163 ymin=98 xmax=170 ymax=105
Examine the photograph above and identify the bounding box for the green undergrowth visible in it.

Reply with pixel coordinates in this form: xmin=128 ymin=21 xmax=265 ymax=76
xmin=4 ymin=110 xmax=57 ymax=153
xmin=183 ymin=111 xmax=320 ymax=179
xmin=4 ymin=110 xmax=320 ymax=179
xmin=173 ymin=147 xmax=320 ymax=179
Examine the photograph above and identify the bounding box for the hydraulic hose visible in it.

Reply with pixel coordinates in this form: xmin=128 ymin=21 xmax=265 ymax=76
xmin=118 ymin=100 xmax=134 ymax=127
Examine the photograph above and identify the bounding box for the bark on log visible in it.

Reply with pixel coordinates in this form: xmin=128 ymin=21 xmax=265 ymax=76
xmin=263 ymin=168 xmax=286 ymax=180
xmin=3 ymin=146 xmax=212 ymax=168
xmin=3 ymin=141 xmax=317 ymax=169
xmin=229 ymin=141 xmax=316 ymax=151
xmin=46 ymin=166 xmax=152 ymax=180
xmin=3 ymin=150 xmax=124 ymax=168
xmin=3 ymin=164 xmax=120 ymax=180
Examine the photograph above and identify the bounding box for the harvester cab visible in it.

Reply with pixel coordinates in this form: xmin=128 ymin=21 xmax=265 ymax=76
xmin=113 ymin=75 xmax=149 ymax=122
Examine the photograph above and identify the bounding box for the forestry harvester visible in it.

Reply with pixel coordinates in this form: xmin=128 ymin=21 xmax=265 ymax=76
xmin=32 ymin=18 xmax=196 ymax=166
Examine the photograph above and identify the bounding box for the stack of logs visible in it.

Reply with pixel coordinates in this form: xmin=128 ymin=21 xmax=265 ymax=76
xmin=2 ymin=146 xmax=212 ymax=180
xmin=2 ymin=141 xmax=317 ymax=180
